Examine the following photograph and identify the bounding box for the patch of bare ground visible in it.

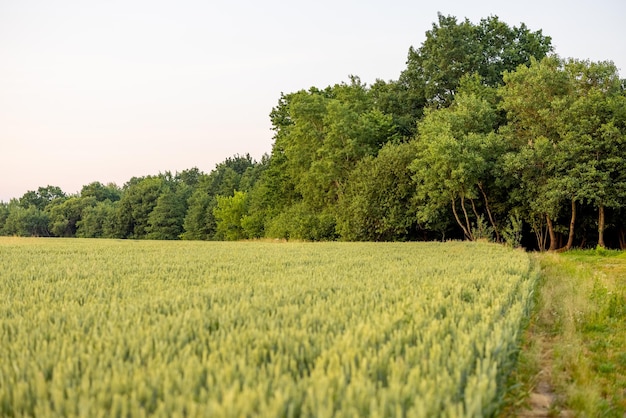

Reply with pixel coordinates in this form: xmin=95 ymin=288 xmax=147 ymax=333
xmin=517 ymin=342 xmax=573 ymax=418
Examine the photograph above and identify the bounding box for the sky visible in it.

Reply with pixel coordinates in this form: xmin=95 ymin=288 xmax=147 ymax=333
xmin=1 ymin=0 xmax=625 ymax=202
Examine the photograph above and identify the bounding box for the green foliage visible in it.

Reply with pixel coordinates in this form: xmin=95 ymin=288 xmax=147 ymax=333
xmin=181 ymin=192 xmax=215 ymax=240
xmin=175 ymin=167 xmax=203 ymax=188
xmin=558 ymin=60 xmax=626 ymax=209
xmin=48 ymin=196 xmax=97 ymax=237
xmin=402 ymin=14 xmax=552 ymax=107
xmin=0 ymin=238 xmax=536 ymax=417
xmin=370 ymin=79 xmax=422 ymax=138
xmin=265 ymin=203 xmax=336 ymax=241
xmin=76 ymin=200 xmax=118 ymax=238
xmin=501 ymin=210 xmax=523 ymax=249
xmin=2 ymin=204 xmax=50 ymax=236
xmin=337 ymin=141 xmax=419 ymax=241
xmin=269 ymin=78 xmax=400 ymax=215
xmin=499 ymin=57 xmax=626 ymax=249
xmin=515 ymin=252 xmax=626 ymax=416
xmin=213 ymin=190 xmax=249 ymax=241
xmin=181 ymin=155 xmax=264 ymax=241
xmin=1 ymin=14 xmax=624 ymax=249
xmin=0 ymin=202 xmax=9 ymax=234
xmin=116 ymin=176 xmax=164 ymax=239
xmin=411 ymin=85 xmax=506 ymax=241
xmin=240 ymin=211 xmax=265 ymax=239
xmin=146 ymin=188 xmax=187 ymax=240
xmin=80 ymin=181 xmax=121 ymax=202
xmin=471 ymin=215 xmax=494 ymax=242
xmin=500 ymin=56 xmax=568 ymax=146
xmin=19 ymin=185 xmax=66 ymax=211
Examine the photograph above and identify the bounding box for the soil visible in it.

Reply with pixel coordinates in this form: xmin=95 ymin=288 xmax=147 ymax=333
xmin=517 ymin=341 xmax=573 ymax=418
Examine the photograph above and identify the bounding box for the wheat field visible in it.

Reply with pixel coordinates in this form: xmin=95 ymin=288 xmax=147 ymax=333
xmin=0 ymin=238 xmax=536 ymax=417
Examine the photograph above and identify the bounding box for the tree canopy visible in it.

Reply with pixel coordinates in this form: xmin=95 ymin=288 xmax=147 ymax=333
xmin=2 ymin=14 xmax=624 ymax=249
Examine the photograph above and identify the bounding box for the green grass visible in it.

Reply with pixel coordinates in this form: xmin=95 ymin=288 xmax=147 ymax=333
xmin=0 ymin=238 xmax=536 ymax=417
xmin=505 ymin=249 xmax=626 ymax=417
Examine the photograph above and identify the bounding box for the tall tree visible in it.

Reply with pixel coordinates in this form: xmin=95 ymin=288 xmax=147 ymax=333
xmin=181 ymin=192 xmax=215 ymax=240
xmin=410 ymin=82 xmax=505 ymax=241
xmin=182 ymin=155 xmax=261 ymax=240
xmin=80 ymin=182 xmax=121 ymax=202
xmin=116 ymin=176 xmax=164 ymax=239
xmin=213 ymin=191 xmax=249 ymax=241
xmin=146 ymin=188 xmax=186 ymax=240
xmin=337 ymin=140 xmax=419 ymax=241
xmin=3 ymin=204 xmax=50 ymax=237
xmin=401 ymin=14 xmax=552 ymax=107
xmin=0 ymin=202 xmax=9 ymax=234
xmin=499 ymin=56 xmax=572 ymax=250
xmin=499 ymin=138 xmax=563 ymax=251
xmin=76 ymin=200 xmax=118 ymax=238
xmin=501 ymin=57 xmax=626 ymax=249
xmin=19 ymin=186 xmax=66 ymax=211
xmin=48 ymin=196 xmax=97 ymax=237
xmin=557 ymin=60 xmax=626 ymax=247
xmin=264 ymin=77 xmax=401 ymax=239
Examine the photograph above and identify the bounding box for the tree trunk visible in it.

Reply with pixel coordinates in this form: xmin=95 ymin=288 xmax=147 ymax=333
xmin=478 ymin=183 xmax=500 ymax=243
xmin=619 ymin=226 xmax=625 ymax=250
xmin=546 ymin=214 xmax=558 ymax=251
xmin=598 ymin=205 xmax=605 ymax=248
xmin=565 ymin=199 xmax=576 ymax=250
xmin=460 ymin=195 xmax=474 ymax=241
xmin=470 ymin=197 xmax=479 ymax=220
xmin=531 ymin=216 xmax=547 ymax=252
xmin=451 ymin=198 xmax=472 ymax=240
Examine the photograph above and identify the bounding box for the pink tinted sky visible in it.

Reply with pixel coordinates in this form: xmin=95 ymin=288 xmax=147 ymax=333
xmin=1 ymin=0 xmax=625 ymax=202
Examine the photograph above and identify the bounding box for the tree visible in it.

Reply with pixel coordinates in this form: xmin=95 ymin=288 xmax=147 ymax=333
xmin=76 ymin=200 xmax=118 ymax=238
xmin=19 ymin=186 xmax=66 ymax=211
xmin=48 ymin=196 xmax=97 ymax=237
xmin=0 ymin=202 xmax=9 ymax=234
xmin=557 ymin=60 xmax=626 ymax=247
xmin=80 ymin=182 xmax=121 ymax=202
xmin=146 ymin=188 xmax=187 ymax=240
xmin=3 ymin=204 xmax=50 ymax=237
xmin=263 ymin=77 xmax=401 ymax=239
xmin=499 ymin=56 xmax=572 ymax=250
xmin=410 ymin=83 xmax=505 ymax=241
xmin=337 ymin=141 xmax=419 ymax=241
xmin=181 ymin=192 xmax=215 ymax=240
xmin=401 ymin=14 xmax=552 ymax=107
xmin=500 ymin=57 xmax=626 ymax=249
xmin=181 ymin=155 xmax=262 ymax=240
xmin=499 ymin=138 xmax=562 ymax=251
xmin=213 ymin=191 xmax=249 ymax=241
xmin=116 ymin=176 xmax=164 ymax=238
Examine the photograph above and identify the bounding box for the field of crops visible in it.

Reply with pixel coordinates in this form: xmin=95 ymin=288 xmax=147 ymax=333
xmin=0 ymin=238 xmax=536 ymax=417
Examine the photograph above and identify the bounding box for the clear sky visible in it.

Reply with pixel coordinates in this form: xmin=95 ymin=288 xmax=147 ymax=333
xmin=1 ymin=0 xmax=625 ymax=202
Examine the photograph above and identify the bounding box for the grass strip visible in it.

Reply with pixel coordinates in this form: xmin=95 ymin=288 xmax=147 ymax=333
xmin=503 ymin=249 xmax=626 ymax=417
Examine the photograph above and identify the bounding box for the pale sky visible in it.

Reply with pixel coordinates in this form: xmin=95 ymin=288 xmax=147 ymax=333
xmin=1 ymin=0 xmax=625 ymax=202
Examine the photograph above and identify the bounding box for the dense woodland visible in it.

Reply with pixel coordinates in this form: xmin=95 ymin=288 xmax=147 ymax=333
xmin=2 ymin=14 xmax=625 ymax=250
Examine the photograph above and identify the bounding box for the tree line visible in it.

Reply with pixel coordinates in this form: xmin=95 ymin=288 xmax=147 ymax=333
xmin=2 ymin=14 xmax=625 ymax=249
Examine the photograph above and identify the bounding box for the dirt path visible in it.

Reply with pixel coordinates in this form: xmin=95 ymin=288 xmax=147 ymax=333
xmin=516 ymin=339 xmax=573 ymax=418
xmin=517 ymin=349 xmax=570 ymax=417
xmin=510 ymin=252 xmax=626 ymax=417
